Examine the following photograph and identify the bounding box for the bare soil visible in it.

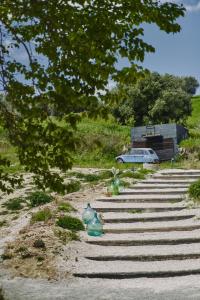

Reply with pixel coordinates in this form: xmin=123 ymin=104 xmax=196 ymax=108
xmin=0 ymin=168 xmax=107 ymax=281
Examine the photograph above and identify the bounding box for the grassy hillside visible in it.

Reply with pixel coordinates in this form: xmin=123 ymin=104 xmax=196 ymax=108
xmin=73 ymin=117 xmax=131 ymax=168
xmin=181 ymin=95 xmax=200 ymax=153
xmin=0 ymin=117 xmax=132 ymax=172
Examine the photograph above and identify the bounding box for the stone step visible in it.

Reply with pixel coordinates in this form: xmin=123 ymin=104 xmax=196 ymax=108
xmin=120 ymin=188 xmax=187 ymax=195
xmin=131 ymin=184 xmax=189 ymax=189
xmin=98 ymin=197 xmax=182 ymax=204
xmin=74 ymin=259 xmax=200 ymax=279
xmin=103 ymin=211 xmax=196 ymax=223
xmin=103 ymin=220 xmax=200 ymax=233
xmin=84 ymin=243 xmax=200 ymax=260
xmin=142 ymin=180 xmax=195 ymax=184
xmin=159 ymin=169 xmax=200 ymax=175
xmin=86 ymin=253 xmax=200 ymax=262
xmin=96 ymin=194 xmax=184 ymax=203
xmin=86 ymin=230 xmax=200 ymax=246
xmin=92 ymin=202 xmax=186 ymax=213
xmin=152 ymin=174 xmax=200 ymax=180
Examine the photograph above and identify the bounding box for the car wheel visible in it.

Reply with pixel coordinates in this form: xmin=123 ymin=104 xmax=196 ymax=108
xmin=117 ymin=158 xmax=124 ymax=163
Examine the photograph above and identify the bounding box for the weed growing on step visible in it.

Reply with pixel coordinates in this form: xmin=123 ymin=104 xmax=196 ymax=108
xmin=57 ymin=202 xmax=77 ymax=213
xmin=189 ymin=180 xmax=200 ymax=203
xmin=56 ymin=215 xmax=84 ymax=231
xmin=31 ymin=208 xmax=52 ymax=223
xmin=130 ymin=209 xmax=143 ymax=214
xmin=27 ymin=191 xmax=53 ymax=207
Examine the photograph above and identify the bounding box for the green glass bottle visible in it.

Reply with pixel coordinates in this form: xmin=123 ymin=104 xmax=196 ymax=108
xmin=82 ymin=203 xmax=95 ymax=225
xmin=87 ymin=212 xmax=103 ymax=236
xmin=110 ymin=181 xmax=119 ymax=195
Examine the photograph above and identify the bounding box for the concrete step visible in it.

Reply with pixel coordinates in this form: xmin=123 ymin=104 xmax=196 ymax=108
xmin=92 ymin=202 xmax=186 ymax=213
xmin=98 ymin=197 xmax=183 ymax=204
xmin=96 ymin=194 xmax=184 ymax=204
xmin=131 ymin=184 xmax=189 ymax=189
xmin=159 ymin=169 xmax=200 ymax=175
xmin=152 ymin=174 xmax=200 ymax=180
xmin=103 ymin=219 xmax=200 ymax=233
xmin=74 ymin=259 xmax=200 ymax=279
xmin=86 ymin=230 xmax=200 ymax=246
xmin=84 ymin=243 xmax=200 ymax=260
xmin=103 ymin=211 xmax=196 ymax=223
xmin=86 ymin=253 xmax=200 ymax=262
xmin=142 ymin=179 xmax=195 ymax=184
xmin=120 ymin=188 xmax=187 ymax=195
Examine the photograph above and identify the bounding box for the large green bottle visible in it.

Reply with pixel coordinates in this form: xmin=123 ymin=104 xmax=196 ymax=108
xmin=82 ymin=203 xmax=95 ymax=225
xmin=87 ymin=212 xmax=103 ymax=236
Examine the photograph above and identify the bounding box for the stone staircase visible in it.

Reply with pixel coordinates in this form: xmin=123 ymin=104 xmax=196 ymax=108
xmin=74 ymin=169 xmax=200 ymax=279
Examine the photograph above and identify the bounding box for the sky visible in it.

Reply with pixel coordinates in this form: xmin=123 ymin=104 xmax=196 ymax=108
xmin=118 ymin=0 xmax=200 ymax=94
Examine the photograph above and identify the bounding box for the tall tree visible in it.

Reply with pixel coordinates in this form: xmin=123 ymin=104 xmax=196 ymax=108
xmin=112 ymin=72 xmax=195 ymax=126
xmin=0 ymin=1 xmax=185 ymax=192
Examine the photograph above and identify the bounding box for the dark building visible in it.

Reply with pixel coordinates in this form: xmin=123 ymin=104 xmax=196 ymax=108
xmin=131 ymin=124 xmax=188 ymax=161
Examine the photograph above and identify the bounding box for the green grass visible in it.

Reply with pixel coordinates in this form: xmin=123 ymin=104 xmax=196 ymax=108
xmin=31 ymin=208 xmax=52 ymax=223
xmin=73 ymin=117 xmax=131 ymax=168
xmin=181 ymin=96 xmax=200 ymax=152
xmin=57 ymin=202 xmax=77 ymax=213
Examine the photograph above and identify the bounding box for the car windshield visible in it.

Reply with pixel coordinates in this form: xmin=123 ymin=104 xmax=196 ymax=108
xmin=149 ymin=150 xmax=154 ymax=154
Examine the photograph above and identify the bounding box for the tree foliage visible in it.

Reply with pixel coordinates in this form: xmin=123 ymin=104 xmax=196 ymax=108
xmin=0 ymin=1 xmax=185 ymax=192
xmin=112 ymin=72 xmax=198 ymax=126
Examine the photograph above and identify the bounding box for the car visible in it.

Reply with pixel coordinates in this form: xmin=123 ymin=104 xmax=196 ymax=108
xmin=115 ymin=148 xmax=159 ymax=163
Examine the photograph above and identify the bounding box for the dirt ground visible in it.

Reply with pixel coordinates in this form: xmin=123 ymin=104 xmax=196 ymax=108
xmin=0 ymin=168 xmax=110 ymax=281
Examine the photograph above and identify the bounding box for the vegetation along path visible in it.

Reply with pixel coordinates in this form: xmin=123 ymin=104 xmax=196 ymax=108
xmin=74 ymin=169 xmax=200 ymax=279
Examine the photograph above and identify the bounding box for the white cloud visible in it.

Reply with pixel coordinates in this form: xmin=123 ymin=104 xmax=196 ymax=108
xmin=185 ymin=1 xmax=200 ymax=11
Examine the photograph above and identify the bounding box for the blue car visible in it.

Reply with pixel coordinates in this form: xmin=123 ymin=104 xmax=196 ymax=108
xmin=115 ymin=148 xmax=159 ymax=163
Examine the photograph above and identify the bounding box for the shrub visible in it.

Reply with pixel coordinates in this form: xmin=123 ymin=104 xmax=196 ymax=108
xmin=28 ymin=191 xmax=53 ymax=207
xmin=57 ymin=202 xmax=76 ymax=213
xmin=31 ymin=208 xmax=52 ymax=223
xmin=189 ymin=180 xmax=200 ymax=203
xmin=66 ymin=181 xmax=81 ymax=193
xmin=2 ymin=197 xmax=24 ymax=211
xmin=56 ymin=215 xmax=84 ymax=231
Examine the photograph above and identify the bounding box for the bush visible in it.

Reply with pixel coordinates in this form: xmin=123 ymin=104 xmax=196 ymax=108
xmin=57 ymin=202 xmax=76 ymax=213
xmin=31 ymin=208 xmax=52 ymax=223
xmin=56 ymin=215 xmax=84 ymax=231
xmin=28 ymin=191 xmax=53 ymax=207
xmin=2 ymin=197 xmax=24 ymax=211
xmin=66 ymin=180 xmax=81 ymax=193
xmin=189 ymin=180 xmax=200 ymax=203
